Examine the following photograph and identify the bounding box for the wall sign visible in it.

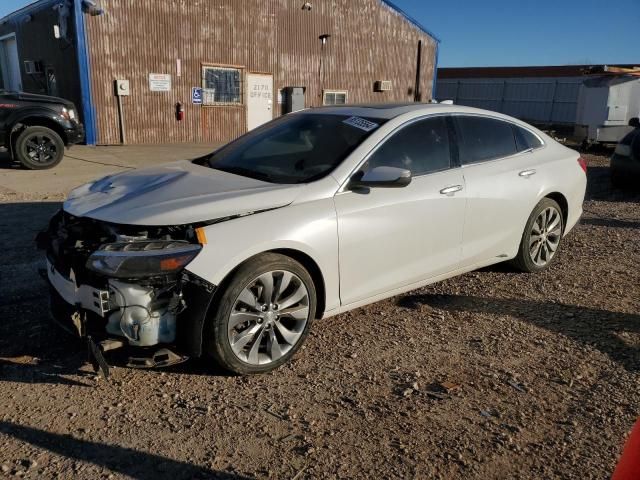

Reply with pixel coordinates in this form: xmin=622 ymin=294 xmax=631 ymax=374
xmin=192 ymin=87 xmax=203 ymax=104
xmin=149 ymin=73 xmax=171 ymax=92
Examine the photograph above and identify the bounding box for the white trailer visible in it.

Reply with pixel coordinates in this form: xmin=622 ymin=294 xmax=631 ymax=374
xmin=436 ymin=65 xmax=640 ymax=145
xmin=574 ymin=76 xmax=640 ymax=145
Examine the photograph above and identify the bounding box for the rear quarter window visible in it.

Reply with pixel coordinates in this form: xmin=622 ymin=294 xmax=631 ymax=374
xmin=514 ymin=125 xmax=544 ymax=152
xmin=455 ymin=116 xmax=518 ymax=165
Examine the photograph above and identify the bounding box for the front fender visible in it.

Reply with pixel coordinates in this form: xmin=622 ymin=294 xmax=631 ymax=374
xmin=8 ymin=107 xmax=74 ymax=135
xmin=185 ymin=198 xmax=340 ymax=313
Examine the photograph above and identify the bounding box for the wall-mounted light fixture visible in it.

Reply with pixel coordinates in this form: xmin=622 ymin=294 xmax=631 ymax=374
xmin=82 ymin=0 xmax=104 ymax=16
xmin=319 ymin=34 xmax=331 ymax=45
xmin=302 ymin=2 xmax=312 ymax=11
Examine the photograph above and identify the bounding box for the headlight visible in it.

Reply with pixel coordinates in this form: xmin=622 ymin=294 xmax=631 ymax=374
xmin=62 ymin=107 xmax=77 ymax=121
xmin=86 ymin=241 xmax=201 ymax=279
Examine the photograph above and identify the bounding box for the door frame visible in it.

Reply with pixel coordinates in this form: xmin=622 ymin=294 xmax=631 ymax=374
xmin=246 ymin=71 xmax=274 ymax=131
xmin=0 ymin=33 xmax=20 ymax=91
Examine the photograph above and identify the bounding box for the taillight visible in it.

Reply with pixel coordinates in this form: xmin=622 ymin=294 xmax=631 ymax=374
xmin=577 ymin=157 xmax=587 ymax=174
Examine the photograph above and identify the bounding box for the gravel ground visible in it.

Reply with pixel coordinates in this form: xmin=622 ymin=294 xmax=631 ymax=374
xmin=0 ymin=152 xmax=638 ymax=479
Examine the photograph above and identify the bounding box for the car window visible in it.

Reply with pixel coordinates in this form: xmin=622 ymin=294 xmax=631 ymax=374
xmin=363 ymin=116 xmax=451 ymax=176
xmin=455 ymin=116 xmax=517 ymax=164
xmin=204 ymin=114 xmax=386 ymax=184
xmin=514 ymin=125 xmax=544 ymax=152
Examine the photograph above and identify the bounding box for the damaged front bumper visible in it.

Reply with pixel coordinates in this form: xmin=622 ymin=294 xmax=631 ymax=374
xmin=39 ymin=210 xmax=217 ymax=376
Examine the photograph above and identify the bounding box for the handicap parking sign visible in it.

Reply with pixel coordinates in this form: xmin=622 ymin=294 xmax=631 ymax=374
xmin=192 ymin=87 xmax=203 ymax=104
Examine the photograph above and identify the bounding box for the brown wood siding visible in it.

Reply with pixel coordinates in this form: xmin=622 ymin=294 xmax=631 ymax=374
xmin=85 ymin=0 xmax=437 ymax=145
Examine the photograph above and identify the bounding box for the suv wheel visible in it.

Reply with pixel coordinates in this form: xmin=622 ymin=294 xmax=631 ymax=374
xmin=15 ymin=126 xmax=65 ymax=170
xmin=205 ymin=253 xmax=316 ymax=375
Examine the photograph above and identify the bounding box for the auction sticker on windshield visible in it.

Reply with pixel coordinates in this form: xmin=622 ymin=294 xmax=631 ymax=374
xmin=343 ymin=116 xmax=379 ymax=132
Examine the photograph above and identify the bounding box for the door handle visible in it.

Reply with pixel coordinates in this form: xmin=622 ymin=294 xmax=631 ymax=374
xmin=440 ymin=185 xmax=463 ymax=196
xmin=519 ymin=169 xmax=537 ymax=178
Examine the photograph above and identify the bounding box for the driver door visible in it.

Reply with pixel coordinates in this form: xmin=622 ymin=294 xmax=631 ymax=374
xmin=334 ymin=116 xmax=466 ymax=306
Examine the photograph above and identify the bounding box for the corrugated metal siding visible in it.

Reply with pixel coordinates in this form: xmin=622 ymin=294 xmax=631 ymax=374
xmin=437 ymin=77 xmax=583 ymax=125
xmin=85 ymin=0 xmax=437 ymax=145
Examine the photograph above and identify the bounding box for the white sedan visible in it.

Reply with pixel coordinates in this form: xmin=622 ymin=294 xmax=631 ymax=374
xmin=41 ymin=103 xmax=587 ymax=375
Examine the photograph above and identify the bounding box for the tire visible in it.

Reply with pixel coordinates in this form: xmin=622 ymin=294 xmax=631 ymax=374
xmin=511 ymin=198 xmax=564 ymax=273
xmin=205 ymin=253 xmax=317 ymax=375
xmin=15 ymin=126 xmax=65 ymax=170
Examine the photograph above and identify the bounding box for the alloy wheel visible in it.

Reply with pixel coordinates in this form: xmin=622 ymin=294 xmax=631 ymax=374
xmin=228 ymin=270 xmax=310 ymax=365
xmin=25 ymin=134 xmax=58 ymax=164
xmin=529 ymin=206 xmax=562 ymax=267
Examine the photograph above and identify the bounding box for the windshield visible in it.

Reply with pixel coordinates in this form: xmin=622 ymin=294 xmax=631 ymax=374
xmin=202 ymin=113 xmax=386 ymax=184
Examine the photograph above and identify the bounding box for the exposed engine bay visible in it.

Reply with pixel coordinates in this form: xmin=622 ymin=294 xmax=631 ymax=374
xmin=38 ymin=210 xmax=216 ymax=375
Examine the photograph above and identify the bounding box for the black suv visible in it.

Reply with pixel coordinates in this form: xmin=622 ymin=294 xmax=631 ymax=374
xmin=0 ymin=91 xmax=85 ymax=169
xmin=611 ymin=118 xmax=640 ymax=187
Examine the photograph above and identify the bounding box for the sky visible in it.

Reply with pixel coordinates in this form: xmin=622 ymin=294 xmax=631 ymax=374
xmin=1 ymin=0 xmax=638 ymax=68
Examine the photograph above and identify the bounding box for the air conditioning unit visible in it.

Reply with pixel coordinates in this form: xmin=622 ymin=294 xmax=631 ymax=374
xmin=374 ymin=80 xmax=392 ymax=92
xmin=24 ymin=60 xmax=43 ymax=75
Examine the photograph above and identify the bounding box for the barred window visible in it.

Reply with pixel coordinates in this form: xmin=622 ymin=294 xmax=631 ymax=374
xmin=202 ymin=65 xmax=243 ymax=105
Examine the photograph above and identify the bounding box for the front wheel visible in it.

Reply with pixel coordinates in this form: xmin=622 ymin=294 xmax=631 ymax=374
xmin=15 ymin=126 xmax=65 ymax=170
xmin=205 ymin=253 xmax=316 ymax=375
xmin=511 ymin=198 xmax=564 ymax=273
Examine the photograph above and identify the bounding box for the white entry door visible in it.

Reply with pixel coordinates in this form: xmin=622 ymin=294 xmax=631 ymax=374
xmin=247 ymin=73 xmax=273 ymax=131
xmin=0 ymin=35 xmax=21 ymax=91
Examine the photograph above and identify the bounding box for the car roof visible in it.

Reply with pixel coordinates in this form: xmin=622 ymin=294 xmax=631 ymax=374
xmin=304 ymin=102 xmax=518 ymax=121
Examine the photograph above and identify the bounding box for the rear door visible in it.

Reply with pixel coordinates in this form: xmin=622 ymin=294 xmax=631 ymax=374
xmin=454 ymin=115 xmax=545 ymax=266
xmin=334 ymin=115 xmax=466 ymax=306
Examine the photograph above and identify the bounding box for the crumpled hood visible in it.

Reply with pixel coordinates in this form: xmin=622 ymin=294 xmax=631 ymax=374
xmin=63 ymin=161 xmax=304 ymax=225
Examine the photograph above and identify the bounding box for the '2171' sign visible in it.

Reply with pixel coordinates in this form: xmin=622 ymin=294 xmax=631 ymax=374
xmin=250 ymin=83 xmax=272 ymax=99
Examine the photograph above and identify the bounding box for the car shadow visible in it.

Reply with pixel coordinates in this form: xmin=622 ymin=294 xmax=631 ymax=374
xmin=397 ymin=293 xmax=640 ymax=372
xmin=580 ymin=217 xmax=640 ymax=229
xmin=0 ymin=151 xmax=22 ymax=169
xmin=0 ymin=348 xmax=93 ymax=388
xmin=0 ymin=420 xmax=250 ymax=479
xmin=0 ymin=201 xmax=94 ymax=386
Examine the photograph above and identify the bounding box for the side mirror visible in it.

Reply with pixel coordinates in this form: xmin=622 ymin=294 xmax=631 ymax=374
xmin=350 ymin=166 xmax=412 ymax=189
xmin=629 ymin=117 xmax=640 ymax=128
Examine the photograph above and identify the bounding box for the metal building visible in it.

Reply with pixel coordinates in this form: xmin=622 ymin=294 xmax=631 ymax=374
xmin=0 ymin=0 xmax=439 ymax=145
xmin=436 ymin=65 xmax=640 ymax=143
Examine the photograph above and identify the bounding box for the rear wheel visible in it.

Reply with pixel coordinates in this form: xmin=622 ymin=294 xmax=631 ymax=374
xmin=511 ymin=198 xmax=564 ymax=273
xmin=15 ymin=126 xmax=65 ymax=170
xmin=205 ymin=253 xmax=316 ymax=375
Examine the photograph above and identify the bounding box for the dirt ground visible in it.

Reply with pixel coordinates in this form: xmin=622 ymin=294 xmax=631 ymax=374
xmin=0 ymin=149 xmax=638 ymax=479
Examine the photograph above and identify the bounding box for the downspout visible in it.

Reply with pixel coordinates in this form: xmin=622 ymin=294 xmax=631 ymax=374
xmin=73 ymin=0 xmax=97 ymax=145
xmin=414 ymin=40 xmax=422 ymax=102
xmin=432 ymin=43 xmax=439 ymax=101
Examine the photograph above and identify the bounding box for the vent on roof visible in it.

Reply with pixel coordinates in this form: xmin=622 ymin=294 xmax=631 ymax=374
xmin=374 ymin=80 xmax=392 ymax=92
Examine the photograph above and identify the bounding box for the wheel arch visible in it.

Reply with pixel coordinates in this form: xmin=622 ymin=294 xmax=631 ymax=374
xmin=183 ymin=248 xmax=329 ymax=358
xmin=268 ymin=248 xmax=327 ymax=320
xmin=10 ymin=116 xmax=69 ymax=147
xmin=212 ymin=248 xmax=327 ymax=320
xmin=544 ymin=191 xmax=569 ymax=233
